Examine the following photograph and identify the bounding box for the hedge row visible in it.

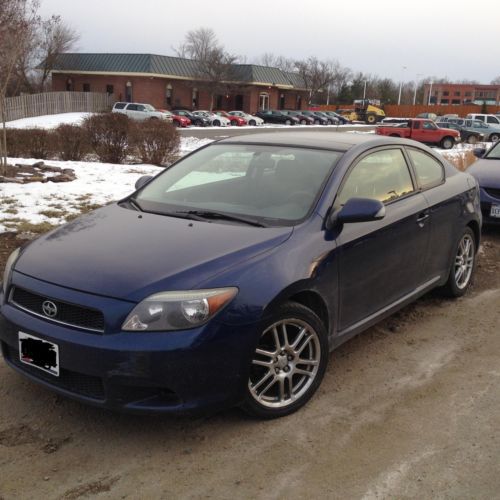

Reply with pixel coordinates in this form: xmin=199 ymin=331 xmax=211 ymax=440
xmin=6 ymin=113 xmax=180 ymax=166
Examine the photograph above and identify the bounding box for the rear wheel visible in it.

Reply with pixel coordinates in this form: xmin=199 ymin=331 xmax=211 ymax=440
xmin=213 ymin=119 xmax=221 ymax=127
xmin=249 ymin=120 xmax=256 ymax=126
xmin=300 ymin=119 xmax=307 ymax=125
xmin=366 ymin=114 xmax=377 ymax=124
xmin=241 ymin=302 xmax=329 ymax=419
xmin=285 ymin=119 xmax=292 ymax=126
xmin=467 ymin=135 xmax=477 ymax=144
xmin=440 ymin=136 xmax=455 ymax=149
xmin=489 ymin=133 xmax=500 ymax=142
xmin=442 ymin=227 xmax=476 ymax=297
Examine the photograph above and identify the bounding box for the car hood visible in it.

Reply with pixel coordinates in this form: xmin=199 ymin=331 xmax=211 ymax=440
xmin=467 ymin=159 xmax=500 ymax=187
xmin=14 ymin=204 xmax=293 ymax=302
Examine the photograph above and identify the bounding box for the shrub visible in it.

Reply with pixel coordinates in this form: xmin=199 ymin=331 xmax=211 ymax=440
xmin=6 ymin=128 xmax=56 ymax=159
xmin=83 ymin=113 xmax=131 ymax=164
xmin=54 ymin=124 xmax=90 ymax=161
xmin=129 ymin=120 xmax=180 ymax=166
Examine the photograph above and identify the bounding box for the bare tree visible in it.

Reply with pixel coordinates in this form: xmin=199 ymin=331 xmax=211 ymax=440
xmin=176 ymin=28 xmax=238 ymax=111
xmin=253 ymin=53 xmax=296 ymax=72
xmin=295 ymin=57 xmax=337 ymax=105
xmin=491 ymin=76 xmax=500 ymax=85
xmin=0 ymin=0 xmax=38 ymax=173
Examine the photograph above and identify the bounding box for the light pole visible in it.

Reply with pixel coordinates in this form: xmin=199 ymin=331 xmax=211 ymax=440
xmin=397 ymin=66 xmax=407 ymax=105
xmin=428 ymin=80 xmax=433 ymax=106
xmin=413 ymin=74 xmax=422 ymax=106
xmin=363 ymin=80 xmax=367 ymax=100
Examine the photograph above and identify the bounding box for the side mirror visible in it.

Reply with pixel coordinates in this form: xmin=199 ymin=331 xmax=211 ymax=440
xmin=135 ymin=175 xmax=153 ymax=190
xmin=327 ymin=197 xmax=385 ymax=229
xmin=473 ymin=148 xmax=486 ymax=158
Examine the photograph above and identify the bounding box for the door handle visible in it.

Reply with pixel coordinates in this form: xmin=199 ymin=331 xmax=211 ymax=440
xmin=417 ymin=212 xmax=429 ymax=225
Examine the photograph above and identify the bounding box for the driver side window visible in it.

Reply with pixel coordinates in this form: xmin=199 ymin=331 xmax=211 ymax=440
xmin=337 ymin=149 xmax=414 ymax=206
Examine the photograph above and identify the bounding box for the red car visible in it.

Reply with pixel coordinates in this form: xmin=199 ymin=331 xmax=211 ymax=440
xmin=158 ymin=109 xmax=191 ymax=127
xmin=215 ymin=110 xmax=247 ymax=126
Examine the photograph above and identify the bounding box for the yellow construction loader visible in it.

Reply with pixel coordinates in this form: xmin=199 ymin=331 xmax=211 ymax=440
xmin=339 ymin=99 xmax=385 ymax=124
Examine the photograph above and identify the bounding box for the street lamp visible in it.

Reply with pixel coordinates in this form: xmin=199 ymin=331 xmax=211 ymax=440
xmin=397 ymin=66 xmax=407 ymax=105
xmin=428 ymin=80 xmax=433 ymax=106
xmin=413 ymin=74 xmax=422 ymax=106
xmin=363 ymin=80 xmax=368 ymax=100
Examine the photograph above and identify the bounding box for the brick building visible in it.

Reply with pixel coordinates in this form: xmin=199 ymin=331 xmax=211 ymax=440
xmin=50 ymin=53 xmax=309 ymax=113
xmin=423 ymin=82 xmax=500 ymax=106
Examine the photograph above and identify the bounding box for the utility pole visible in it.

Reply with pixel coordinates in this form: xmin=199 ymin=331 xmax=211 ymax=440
xmin=397 ymin=66 xmax=407 ymax=105
xmin=413 ymin=74 xmax=422 ymax=105
xmin=428 ymin=80 xmax=433 ymax=105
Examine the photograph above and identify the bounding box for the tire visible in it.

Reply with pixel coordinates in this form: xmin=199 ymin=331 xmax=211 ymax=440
xmin=489 ymin=133 xmax=500 ymax=142
xmin=366 ymin=114 xmax=377 ymax=124
xmin=389 ymin=133 xmax=401 ymax=137
xmin=231 ymin=120 xmax=238 ymax=126
xmin=300 ymin=119 xmax=307 ymax=125
xmin=440 ymin=136 xmax=455 ymax=149
xmin=314 ymin=119 xmax=320 ymax=125
xmin=194 ymin=119 xmax=203 ymax=127
xmin=241 ymin=301 xmax=329 ymax=419
xmin=249 ymin=120 xmax=256 ymax=126
xmin=442 ymin=227 xmax=476 ymax=298
xmin=466 ymin=135 xmax=477 ymax=144
xmin=213 ymin=119 xmax=221 ymax=127
xmin=285 ymin=119 xmax=292 ymax=126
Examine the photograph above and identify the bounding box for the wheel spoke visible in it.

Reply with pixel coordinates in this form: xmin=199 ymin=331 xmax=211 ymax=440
xmin=296 ymin=358 xmax=319 ymax=367
xmin=255 ymin=348 xmax=275 ymax=358
xmin=455 ymin=267 xmax=464 ymax=283
xmin=281 ymin=324 xmax=290 ymax=348
xmin=291 ymin=327 xmax=307 ymax=350
xmin=252 ymin=370 xmax=274 ymax=392
xmin=258 ymin=375 xmax=278 ymax=399
xmin=272 ymin=327 xmax=281 ymax=350
xmin=252 ymin=358 xmax=273 ymax=368
xmin=296 ymin=334 xmax=313 ymax=356
xmin=294 ymin=367 xmax=314 ymax=378
xmin=278 ymin=377 xmax=286 ymax=402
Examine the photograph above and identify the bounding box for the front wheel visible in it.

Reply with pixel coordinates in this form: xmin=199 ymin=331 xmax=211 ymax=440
xmin=467 ymin=135 xmax=477 ymax=144
xmin=300 ymin=119 xmax=307 ymax=125
xmin=213 ymin=119 xmax=221 ymax=127
xmin=241 ymin=302 xmax=329 ymax=419
xmin=442 ymin=227 xmax=476 ymax=297
xmin=440 ymin=136 xmax=455 ymax=149
xmin=366 ymin=114 xmax=377 ymax=124
xmin=285 ymin=119 xmax=292 ymax=126
xmin=489 ymin=133 xmax=500 ymax=142
xmin=249 ymin=119 xmax=256 ymax=126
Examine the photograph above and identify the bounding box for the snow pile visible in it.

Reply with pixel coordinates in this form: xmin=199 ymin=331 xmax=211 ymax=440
xmin=5 ymin=112 xmax=92 ymax=130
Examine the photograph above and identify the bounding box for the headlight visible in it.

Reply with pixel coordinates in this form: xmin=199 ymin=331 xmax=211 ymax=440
xmin=122 ymin=287 xmax=238 ymax=332
xmin=2 ymin=247 xmax=20 ymax=295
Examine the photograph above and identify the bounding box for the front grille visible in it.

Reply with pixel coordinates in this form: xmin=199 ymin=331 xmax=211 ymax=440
xmin=3 ymin=343 xmax=105 ymax=400
xmin=484 ymin=187 xmax=500 ymax=200
xmin=9 ymin=287 xmax=104 ymax=333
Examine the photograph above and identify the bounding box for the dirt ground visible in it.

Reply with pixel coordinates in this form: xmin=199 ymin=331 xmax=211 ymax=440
xmin=0 ymin=229 xmax=499 ymax=500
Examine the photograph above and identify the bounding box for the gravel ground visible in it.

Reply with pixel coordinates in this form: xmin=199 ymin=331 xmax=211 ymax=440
xmin=0 ymin=229 xmax=499 ymax=500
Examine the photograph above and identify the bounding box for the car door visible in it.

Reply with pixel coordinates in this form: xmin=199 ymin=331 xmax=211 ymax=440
xmin=335 ymin=147 xmax=431 ymax=331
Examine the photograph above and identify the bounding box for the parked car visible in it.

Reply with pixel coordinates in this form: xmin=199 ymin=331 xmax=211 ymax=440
xmin=313 ymin=111 xmax=338 ymax=125
xmin=172 ymin=109 xmax=210 ymax=127
xmin=466 ymin=113 xmax=500 ymax=126
xmin=0 ymin=132 xmax=481 ymax=418
xmin=157 ymin=109 xmax=191 ymax=127
xmin=469 ymin=142 xmax=500 ymax=224
xmin=436 ymin=122 xmax=485 ymax=144
xmin=214 ymin=110 xmax=247 ymax=126
xmin=416 ymin=112 xmax=438 ymax=121
xmin=228 ymin=111 xmax=264 ymax=126
xmin=255 ymin=110 xmax=299 ymax=125
xmin=454 ymin=119 xmax=500 ymax=142
xmin=280 ymin=110 xmax=314 ymax=125
xmin=298 ymin=110 xmax=329 ymax=125
xmin=376 ymin=119 xmax=460 ymax=149
xmin=323 ymin=111 xmax=351 ymax=124
xmin=112 ymin=102 xmax=173 ymax=122
xmin=192 ymin=110 xmax=231 ymax=127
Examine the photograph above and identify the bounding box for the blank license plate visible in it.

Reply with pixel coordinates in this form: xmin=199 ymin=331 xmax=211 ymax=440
xmin=490 ymin=204 xmax=500 ymax=218
xmin=18 ymin=332 xmax=59 ymax=377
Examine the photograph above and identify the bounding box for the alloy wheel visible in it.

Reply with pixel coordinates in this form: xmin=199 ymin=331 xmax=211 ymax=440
xmin=454 ymin=234 xmax=474 ymax=289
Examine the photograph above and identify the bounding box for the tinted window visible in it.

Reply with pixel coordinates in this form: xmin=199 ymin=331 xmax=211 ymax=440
xmin=407 ymin=149 xmax=444 ymax=189
xmin=114 ymin=102 xmax=126 ymax=110
xmin=423 ymin=121 xmax=437 ymax=130
xmin=127 ymin=104 xmax=138 ymax=111
xmin=337 ymin=149 xmax=414 ymax=205
xmin=487 ymin=116 xmax=499 ymax=124
xmin=137 ymin=105 xmax=146 ymax=111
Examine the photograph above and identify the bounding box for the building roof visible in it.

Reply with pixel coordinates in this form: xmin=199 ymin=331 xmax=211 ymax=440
xmin=50 ymin=53 xmax=307 ymax=90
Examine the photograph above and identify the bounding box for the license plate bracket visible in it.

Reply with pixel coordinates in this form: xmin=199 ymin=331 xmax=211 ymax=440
xmin=18 ymin=332 xmax=59 ymax=377
xmin=490 ymin=204 xmax=500 ymax=218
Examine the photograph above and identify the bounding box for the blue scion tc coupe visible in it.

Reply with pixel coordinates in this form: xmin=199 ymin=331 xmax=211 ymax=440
xmin=469 ymin=141 xmax=500 ymax=225
xmin=0 ymin=132 xmax=482 ymax=418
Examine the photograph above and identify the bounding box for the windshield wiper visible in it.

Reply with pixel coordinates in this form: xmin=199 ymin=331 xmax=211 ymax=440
xmin=175 ymin=210 xmax=266 ymax=227
xmin=128 ymin=198 xmax=143 ymax=212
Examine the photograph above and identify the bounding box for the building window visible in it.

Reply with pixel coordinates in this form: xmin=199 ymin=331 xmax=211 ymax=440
xmin=259 ymin=92 xmax=270 ymax=110
xmin=451 ymin=99 xmax=460 ymax=105
xmin=440 ymin=99 xmax=449 ymax=104
xmin=166 ymin=83 xmax=172 ymax=107
xmin=216 ymin=95 xmax=223 ymax=109
xmin=296 ymin=94 xmax=302 ymax=110
xmin=443 ymin=90 xmax=449 ymax=96
xmin=125 ymin=81 xmax=133 ymax=102
xmin=465 ymin=91 xmax=472 ymax=97
xmin=279 ymin=93 xmax=285 ymax=110
xmin=454 ymin=91 xmax=460 ymax=96
xmin=66 ymin=78 xmax=73 ymax=91
xmin=106 ymin=85 xmax=114 ymax=95
xmin=83 ymin=83 xmax=90 ymax=92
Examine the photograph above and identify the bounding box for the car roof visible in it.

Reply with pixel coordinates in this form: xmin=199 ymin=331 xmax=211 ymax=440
xmin=218 ymin=131 xmax=411 ymax=152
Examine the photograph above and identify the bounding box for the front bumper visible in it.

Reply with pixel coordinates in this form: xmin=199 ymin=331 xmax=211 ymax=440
xmin=0 ymin=276 xmax=259 ymax=414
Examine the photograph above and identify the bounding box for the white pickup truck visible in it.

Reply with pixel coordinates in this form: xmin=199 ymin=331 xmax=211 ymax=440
xmin=112 ymin=102 xmax=173 ymax=122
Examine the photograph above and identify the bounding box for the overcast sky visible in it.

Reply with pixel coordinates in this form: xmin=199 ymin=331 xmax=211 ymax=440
xmin=39 ymin=0 xmax=500 ymax=83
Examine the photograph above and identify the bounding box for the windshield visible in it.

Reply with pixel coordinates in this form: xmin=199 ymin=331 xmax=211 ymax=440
xmin=144 ymin=104 xmax=155 ymax=112
xmin=486 ymin=142 xmax=500 ymax=159
xmin=134 ymin=144 xmax=342 ymax=225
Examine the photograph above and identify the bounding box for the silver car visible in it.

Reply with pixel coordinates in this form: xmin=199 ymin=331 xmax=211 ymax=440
xmin=112 ymin=102 xmax=173 ymax=122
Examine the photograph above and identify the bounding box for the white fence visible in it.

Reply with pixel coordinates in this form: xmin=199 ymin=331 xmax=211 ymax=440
xmin=3 ymin=92 xmax=115 ymax=122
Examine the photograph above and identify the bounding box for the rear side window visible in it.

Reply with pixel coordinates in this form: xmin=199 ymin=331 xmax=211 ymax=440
xmin=337 ymin=149 xmax=414 ymax=205
xmin=407 ymin=149 xmax=444 ymax=189
xmin=127 ymin=104 xmax=138 ymax=111
xmin=114 ymin=102 xmax=126 ymax=110
xmin=487 ymin=116 xmax=499 ymax=124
